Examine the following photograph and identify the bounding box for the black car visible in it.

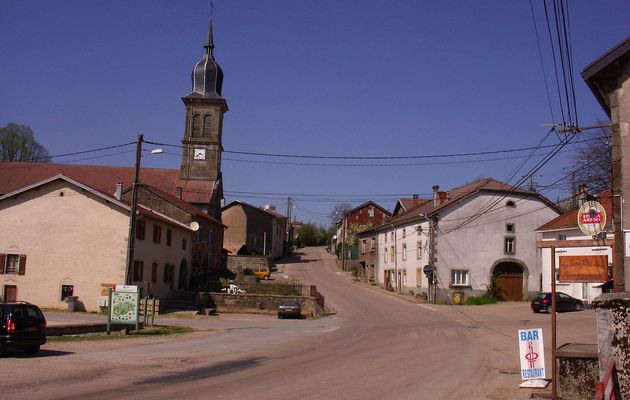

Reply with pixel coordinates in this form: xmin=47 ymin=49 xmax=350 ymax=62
xmin=531 ymin=292 xmax=584 ymax=313
xmin=278 ymin=299 xmax=302 ymax=319
xmin=0 ymin=302 xmax=47 ymax=355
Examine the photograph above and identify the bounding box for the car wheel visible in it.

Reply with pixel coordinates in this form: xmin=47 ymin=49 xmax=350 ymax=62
xmin=23 ymin=345 xmax=40 ymax=355
xmin=575 ymin=303 xmax=583 ymax=312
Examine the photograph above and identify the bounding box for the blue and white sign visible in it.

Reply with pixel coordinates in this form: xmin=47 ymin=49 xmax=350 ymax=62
xmin=518 ymin=328 xmax=546 ymax=380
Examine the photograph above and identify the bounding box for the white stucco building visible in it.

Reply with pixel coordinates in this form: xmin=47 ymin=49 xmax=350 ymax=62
xmin=373 ymin=178 xmax=561 ymax=302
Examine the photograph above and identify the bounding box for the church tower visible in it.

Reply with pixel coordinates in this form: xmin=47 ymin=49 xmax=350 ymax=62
xmin=180 ymin=17 xmax=228 ymax=183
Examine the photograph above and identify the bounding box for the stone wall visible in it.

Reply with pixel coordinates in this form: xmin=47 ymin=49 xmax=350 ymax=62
xmin=556 ymin=343 xmax=599 ymax=400
xmin=227 ymin=255 xmax=270 ymax=274
xmin=198 ymin=292 xmax=324 ymax=317
xmin=593 ymin=293 xmax=630 ymax=396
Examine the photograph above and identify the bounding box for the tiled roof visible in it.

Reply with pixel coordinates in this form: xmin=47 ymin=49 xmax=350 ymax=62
xmin=0 ymin=162 xmax=214 ymax=205
xmin=138 ymin=184 xmax=225 ymax=227
xmin=379 ymin=178 xmax=559 ymax=228
xmin=346 ymin=201 xmax=392 ymax=217
xmin=537 ymin=190 xmax=613 ymax=231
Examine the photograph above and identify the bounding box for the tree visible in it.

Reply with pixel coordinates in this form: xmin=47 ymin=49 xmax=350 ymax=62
xmin=0 ymin=123 xmax=51 ymax=162
xmin=296 ymin=223 xmax=327 ymax=247
xmin=329 ymin=202 xmax=353 ymax=225
xmin=570 ymin=122 xmax=611 ymax=195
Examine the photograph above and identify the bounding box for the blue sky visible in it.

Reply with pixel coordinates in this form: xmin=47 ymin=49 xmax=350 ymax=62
xmin=1 ymin=1 xmax=628 ymax=224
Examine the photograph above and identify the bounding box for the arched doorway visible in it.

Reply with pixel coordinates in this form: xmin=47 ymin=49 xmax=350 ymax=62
xmin=491 ymin=261 xmax=525 ymax=301
xmin=178 ymin=259 xmax=188 ymax=290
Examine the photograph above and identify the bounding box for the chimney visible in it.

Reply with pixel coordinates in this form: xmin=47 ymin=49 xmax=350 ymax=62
xmin=115 ymin=182 xmax=123 ymax=201
xmin=438 ymin=191 xmax=447 ymax=206
xmin=176 ymin=187 xmax=183 ymax=200
xmin=432 ymin=185 xmax=440 ymax=207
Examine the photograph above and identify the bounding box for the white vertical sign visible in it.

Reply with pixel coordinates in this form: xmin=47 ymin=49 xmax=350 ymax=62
xmin=518 ymin=328 xmax=546 ymax=380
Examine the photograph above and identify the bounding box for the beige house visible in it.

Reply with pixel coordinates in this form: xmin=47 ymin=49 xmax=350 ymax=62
xmin=222 ymin=201 xmax=286 ymax=259
xmin=0 ymin=175 xmax=194 ymax=312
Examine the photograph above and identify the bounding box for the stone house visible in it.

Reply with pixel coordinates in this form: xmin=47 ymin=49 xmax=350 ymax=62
xmin=371 ymin=178 xmax=561 ymax=302
xmin=0 ymin=175 xmax=195 ymax=311
xmin=221 ymin=201 xmax=287 ymax=259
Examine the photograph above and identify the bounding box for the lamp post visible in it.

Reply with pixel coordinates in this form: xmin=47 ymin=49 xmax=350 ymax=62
xmin=124 ymin=134 xmax=163 ymax=285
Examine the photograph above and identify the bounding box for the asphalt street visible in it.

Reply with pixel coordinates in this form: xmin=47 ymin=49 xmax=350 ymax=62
xmin=2 ymin=247 xmax=596 ymax=400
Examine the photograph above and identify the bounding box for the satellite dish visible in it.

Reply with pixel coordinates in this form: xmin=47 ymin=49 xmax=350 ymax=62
xmin=190 ymin=221 xmax=200 ymax=231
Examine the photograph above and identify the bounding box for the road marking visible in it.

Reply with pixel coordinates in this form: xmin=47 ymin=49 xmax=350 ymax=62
xmin=321 ymin=326 xmax=339 ymax=333
xmin=418 ymin=304 xmax=438 ymax=312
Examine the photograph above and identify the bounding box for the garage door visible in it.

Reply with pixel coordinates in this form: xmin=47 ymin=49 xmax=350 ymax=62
xmin=496 ymin=274 xmax=523 ymax=301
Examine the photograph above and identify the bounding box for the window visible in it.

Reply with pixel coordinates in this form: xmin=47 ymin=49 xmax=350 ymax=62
xmin=384 ymin=248 xmax=388 ymax=263
xmin=133 ymin=260 xmax=144 ymax=282
xmin=417 ymin=241 xmax=423 ymax=259
xmin=0 ymin=254 xmax=26 ymax=275
xmin=505 ymin=237 xmax=516 ymax=254
xmin=192 ymin=114 xmax=202 ymax=137
xmin=506 ymin=200 xmax=516 ymax=208
xmin=136 ymin=220 xmax=146 ymax=240
xmin=506 ymin=223 xmax=515 ymax=233
xmin=152 ymin=225 xmax=162 ymax=244
xmin=402 ymin=229 xmax=406 ymax=238
xmin=208 ymin=230 xmax=213 ymax=245
xmin=402 ymin=243 xmax=407 ymax=261
xmin=361 ymin=240 xmax=367 ymax=254
xmin=151 ymin=263 xmax=158 ymax=283
xmin=451 ymin=270 xmax=469 ymax=286
xmin=368 ymin=209 xmax=374 ymax=217
xmin=182 ymin=238 xmax=187 ymax=250
xmin=557 ymin=234 xmax=567 ymax=241
xmin=370 ymin=238 xmax=376 ymax=252
xmin=164 ymin=264 xmax=175 ymax=289
xmin=166 ymin=229 xmax=172 ymax=246
xmin=390 ymin=232 xmax=394 ymax=242
xmin=203 ymin=115 xmax=213 ymax=137
xmin=61 ymin=285 xmax=74 ymax=301
xmin=390 ymin=246 xmax=395 ymax=262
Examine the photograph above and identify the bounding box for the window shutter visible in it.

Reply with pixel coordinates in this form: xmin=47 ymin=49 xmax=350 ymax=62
xmin=18 ymin=254 xmax=27 ymax=275
xmin=0 ymin=253 xmax=5 ymax=274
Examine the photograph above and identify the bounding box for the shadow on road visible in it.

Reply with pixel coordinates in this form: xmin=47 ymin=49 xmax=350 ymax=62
xmin=2 ymin=349 xmax=74 ymax=358
xmin=136 ymin=357 xmax=268 ymax=384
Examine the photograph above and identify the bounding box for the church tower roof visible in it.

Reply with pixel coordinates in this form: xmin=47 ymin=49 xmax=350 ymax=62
xmin=186 ymin=16 xmax=224 ymax=99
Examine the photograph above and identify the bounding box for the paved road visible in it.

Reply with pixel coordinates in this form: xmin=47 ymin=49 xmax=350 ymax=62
xmin=2 ymin=247 xmax=596 ymax=400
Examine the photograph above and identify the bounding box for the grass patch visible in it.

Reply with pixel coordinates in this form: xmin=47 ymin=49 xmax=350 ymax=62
xmin=47 ymin=325 xmax=195 ymax=342
xmin=464 ymin=295 xmax=498 ymax=305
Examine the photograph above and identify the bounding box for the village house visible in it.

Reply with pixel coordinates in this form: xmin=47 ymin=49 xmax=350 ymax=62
xmin=335 ymin=201 xmax=391 ymax=272
xmin=221 ymin=201 xmax=287 ymax=260
xmin=0 ymin=175 xmax=196 ymax=311
xmin=371 ymin=178 xmax=561 ymax=302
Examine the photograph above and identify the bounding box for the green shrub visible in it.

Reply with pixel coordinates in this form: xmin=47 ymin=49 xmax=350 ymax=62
xmin=350 ymin=266 xmax=359 ymax=278
xmin=242 ymin=268 xmax=254 ymax=276
xmin=464 ymin=295 xmax=497 ymax=305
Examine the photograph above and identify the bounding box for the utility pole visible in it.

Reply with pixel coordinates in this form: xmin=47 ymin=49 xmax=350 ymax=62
xmin=125 ymin=134 xmax=143 ymax=285
xmin=428 ymin=217 xmax=437 ymax=303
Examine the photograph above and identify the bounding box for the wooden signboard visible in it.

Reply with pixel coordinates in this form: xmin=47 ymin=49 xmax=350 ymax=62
xmin=558 ymin=255 xmax=609 ymax=283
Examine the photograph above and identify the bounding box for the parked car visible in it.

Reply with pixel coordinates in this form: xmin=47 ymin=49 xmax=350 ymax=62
xmin=531 ymin=292 xmax=584 ymax=313
xmin=254 ymin=266 xmax=271 ymax=280
xmin=278 ymin=299 xmax=302 ymax=319
xmin=0 ymin=302 xmax=47 ymax=355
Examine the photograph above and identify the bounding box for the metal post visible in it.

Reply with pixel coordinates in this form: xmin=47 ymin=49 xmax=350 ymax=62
xmin=125 ymin=134 xmax=143 ymax=285
xmin=551 ymin=246 xmax=557 ymax=399
xmin=106 ymin=288 xmax=112 ymax=335
xmin=263 ymin=231 xmax=267 ymax=255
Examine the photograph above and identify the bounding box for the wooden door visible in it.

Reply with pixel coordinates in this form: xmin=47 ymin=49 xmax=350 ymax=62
xmin=4 ymin=285 xmax=17 ymax=302
xmin=495 ymin=274 xmax=523 ymax=301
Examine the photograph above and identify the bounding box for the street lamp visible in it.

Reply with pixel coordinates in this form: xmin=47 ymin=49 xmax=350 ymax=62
xmin=124 ymin=134 xmax=163 ymax=285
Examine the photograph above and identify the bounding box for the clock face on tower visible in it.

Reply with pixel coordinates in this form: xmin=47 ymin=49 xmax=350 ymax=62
xmin=193 ymin=148 xmax=206 ymax=160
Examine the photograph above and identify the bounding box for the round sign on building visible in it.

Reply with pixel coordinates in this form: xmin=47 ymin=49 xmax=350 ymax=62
xmin=577 ymin=201 xmax=606 ymax=236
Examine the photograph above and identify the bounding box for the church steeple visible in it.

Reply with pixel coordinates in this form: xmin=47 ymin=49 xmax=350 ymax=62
xmin=188 ymin=16 xmax=223 ymax=99
xmin=180 ymin=10 xmax=228 ymax=184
